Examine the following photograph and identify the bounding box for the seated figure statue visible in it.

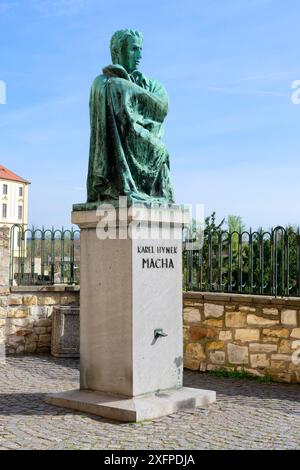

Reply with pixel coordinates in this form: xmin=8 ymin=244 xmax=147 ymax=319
xmin=87 ymin=29 xmax=175 ymax=204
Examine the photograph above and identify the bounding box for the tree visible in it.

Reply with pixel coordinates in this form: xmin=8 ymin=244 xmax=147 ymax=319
xmin=226 ymin=215 xmax=246 ymax=233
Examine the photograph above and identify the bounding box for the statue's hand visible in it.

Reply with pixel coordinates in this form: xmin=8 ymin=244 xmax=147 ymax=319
xmin=131 ymin=70 xmax=148 ymax=88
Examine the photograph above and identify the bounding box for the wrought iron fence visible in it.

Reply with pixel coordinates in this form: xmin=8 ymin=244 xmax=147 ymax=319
xmin=9 ymin=224 xmax=300 ymax=297
xmin=183 ymin=226 xmax=300 ymax=297
xmin=9 ymin=225 xmax=80 ymax=286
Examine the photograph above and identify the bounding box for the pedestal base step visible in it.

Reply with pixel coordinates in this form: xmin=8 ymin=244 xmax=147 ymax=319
xmin=46 ymin=387 xmax=216 ymax=422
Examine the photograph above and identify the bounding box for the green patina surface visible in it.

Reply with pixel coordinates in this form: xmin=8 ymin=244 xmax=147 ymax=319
xmin=84 ymin=29 xmax=175 ymax=208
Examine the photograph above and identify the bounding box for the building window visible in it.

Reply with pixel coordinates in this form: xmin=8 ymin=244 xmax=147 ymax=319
xmin=19 ymin=186 xmax=23 ymax=197
xmin=18 ymin=205 xmax=23 ymax=220
xmin=2 ymin=203 xmax=7 ymax=218
xmin=3 ymin=184 xmax=7 ymax=195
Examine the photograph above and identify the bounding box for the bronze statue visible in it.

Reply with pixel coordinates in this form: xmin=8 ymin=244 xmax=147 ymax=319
xmin=86 ymin=29 xmax=175 ymax=205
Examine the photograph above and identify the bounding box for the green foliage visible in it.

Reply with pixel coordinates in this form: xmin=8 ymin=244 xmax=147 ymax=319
xmin=204 ymin=211 xmax=225 ymax=234
xmin=183 ymin=212 xmax=300 ymax=296
xmin=209 ymin=368 xmax=273 ymax=383
xmin=227 ymin=215 xmax=246 ymax=233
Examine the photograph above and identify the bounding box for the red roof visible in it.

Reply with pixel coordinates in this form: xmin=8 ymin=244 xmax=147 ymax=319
xmin=0 ymin=165 xmax=30 ymax=184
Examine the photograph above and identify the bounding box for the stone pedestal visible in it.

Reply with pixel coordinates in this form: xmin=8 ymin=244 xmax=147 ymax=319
xmin=51 ymin=305 xmax=80 ymax=358
xmin=47 ymin=204 xmax=216 ymax=421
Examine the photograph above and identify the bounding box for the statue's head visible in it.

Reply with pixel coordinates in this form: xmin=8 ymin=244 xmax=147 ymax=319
xmin=110 ymin=29 xmax=143 ymax=74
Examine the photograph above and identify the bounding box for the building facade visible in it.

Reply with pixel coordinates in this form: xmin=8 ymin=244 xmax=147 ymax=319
xmin=0 ymin=165 xmax=30 ymax=255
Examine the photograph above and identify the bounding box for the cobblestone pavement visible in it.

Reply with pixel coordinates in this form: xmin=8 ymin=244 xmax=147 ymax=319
xmin=0 ymin=355 xmax=299 ymax=450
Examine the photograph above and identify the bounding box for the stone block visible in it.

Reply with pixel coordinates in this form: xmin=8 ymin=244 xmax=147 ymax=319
xmin=184 ymin=343 xmax=206 ymax=370
xmin=190 ymin=326 xmax=216 ymax=340
xmin=209 ymin=351 xmax=225 ymax=364
xmin=228 ymin=343 xmax=249 ymax=364
xmin=25 ymin=343 xmax=37 ymax=353
xmin=34 ymin=318 xmax=52 ymax=327
xmin=30 ymin=306 xmax=53 ymax=317
xmin=37 ymin=296 xmax=60 ymax=306
xmin=0 ymin=319 xmax=5 ymax=327
xmin=25 ymin=334 xmax=39 ymax=343
xmin=61 ymin=295 xmax=78 ymax=305
xmin=204 ymin=303 xmax=224 ymax=319
xmin=206 ymin=341 xmax=224 ymax=351
xmin=16 ymin=329 xmax=33 ymax=337
xmin=262 ymin=328 xmax=289 ymax=338
xmin=225 ymin=312 xmax=246 ymax=328
xmin=183 ymin=325 xmax=190 ymax=343
xmin=6 ymin=336 xmax=24 ymax=346
xmin=239 ymin=306 xmax=256 ymax=312
xmin=0 ymin=307 xmax=7 ymax=319
xmin=0 ymin=287 xmax=10 ymax=296
xmin=262 ymin=308 xmax=278 ymax=315
xmin=250 ymin=354 xmax=270 ymax=368
xmin=281 ymin=309 xmax=297 ymax=326
xmin=249 ymin=343 xmax=277 ymax=353
xmin=183 ymin=299 xmax=195 ymax=306
xmin=22 ymin=295 xmax=38 ymax=306
xmin=278 ymin=340 xmax=292 ymax=354
xmin=203 ymin=319 xmax=223 ymax=328
xmin=291 ymin=328 xmax=300 ymax=339
xmin=271 ymin=354 xmax=291 ymax=361
xmin=270 ymin=372 xmax=293 ymax=383
xmin=183 ymin=307 xmax=201 ymax=324
xmin=219 ymin=330 xmax=232 ymax=341
xmin=34 ymin=327 xmax=47 ymax=334
xmin=9 ymin=296 xmax=22 ymax=306
xmin=38 ymin=334 xmax=51 ymax=344
xmin=270 ymin=360 xmax=288 ymax=370
xmin=235 ymin=329 xmax=260 ymax=342
xmin=5 ymin=323 xmax=17 ymax=335
xmin=11 ymin=318 xmax=30 ymax=326
xmin=247 ymin=315 xmax=279 ymax=326
xmin=8 ymin=308 xmax=30 ymax=318
xmin=0 ymin=298 xmax=8 ymax=308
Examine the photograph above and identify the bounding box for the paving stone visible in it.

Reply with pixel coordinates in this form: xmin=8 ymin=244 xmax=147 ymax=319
xmin=0 ymin=356 xmax=299 ymax=450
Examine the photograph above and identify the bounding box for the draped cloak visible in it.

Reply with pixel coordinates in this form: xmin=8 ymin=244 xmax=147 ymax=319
xmin=87 ymin=64 xmax=175 ymax=203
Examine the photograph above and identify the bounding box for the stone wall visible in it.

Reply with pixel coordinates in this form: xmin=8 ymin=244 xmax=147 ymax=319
xmin=0 ymin=227 xmax=9 ymax=286
xmin=183 ymin=292 xmax=300 ymax=383
xmin=2 ymin=285 xmax=300 ymax=384
xmin=0 ymin=286 xmax=79 ymax=354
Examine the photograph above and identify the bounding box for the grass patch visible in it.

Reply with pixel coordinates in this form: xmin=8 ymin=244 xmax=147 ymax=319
xmin=209 ymin=368 xmax=273 ymax=383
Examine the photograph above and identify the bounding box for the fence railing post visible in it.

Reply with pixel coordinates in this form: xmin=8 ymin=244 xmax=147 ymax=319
xmin=0 ymin=226 xmax=10 ymax=286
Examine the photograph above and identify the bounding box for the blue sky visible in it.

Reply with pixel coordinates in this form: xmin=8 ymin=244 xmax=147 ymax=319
xmin=0 ymin=0 xmax=299 ymax=229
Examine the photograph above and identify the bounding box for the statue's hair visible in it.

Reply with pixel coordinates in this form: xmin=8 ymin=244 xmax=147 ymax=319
xmin=110 ymin=29 xmax=143 ymax=63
